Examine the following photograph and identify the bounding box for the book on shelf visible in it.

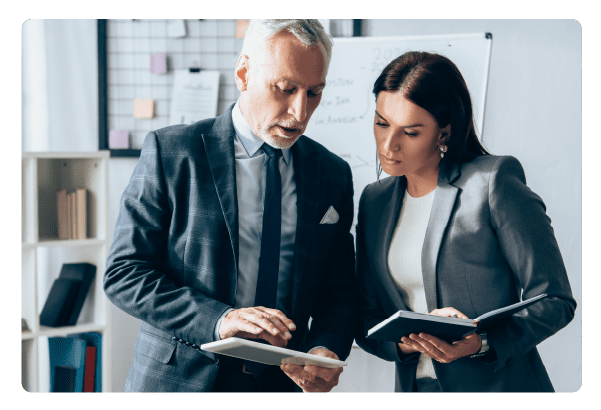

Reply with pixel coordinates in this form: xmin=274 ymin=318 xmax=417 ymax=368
xmin=39 ymin=278 xmax=81 ymax=327
xmin=70 ymin=192 xmax=76 ymax=239
xmin=48 ymin=337 xmax=87 ymax=392
xmin=76 ymin=188 xmax=87 ymax=239
xmin=84 ymin=346 xmax=96 ymax=392
xmin=366 ymin=294 xmax=548 ymax=344
xmin=69 ymin=332 xmax=102 ymax=392
xmin=60 ymin=263 xmax=97 ymax=327
xmin=57 ymin=190 xmax=68 ymax=239
xmin=59 ymin=189 xmax=87 ymax=240
xmin=52 ymin=365 xmax=77 ymax=392
xmin=66 ymin=191 xmax=72 ymax=239
xmin=39 ymin=263 xmax=97 ymax=327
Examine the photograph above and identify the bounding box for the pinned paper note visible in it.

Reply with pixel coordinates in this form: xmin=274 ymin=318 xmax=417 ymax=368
xmin=167 ymin=19 xmax=186 ymax=38
xmin=236 ymin=20 xmax=249 ymax=39
xmin=134 ymin=99 xmax=155 ymax=119
xmin=169 ymin=70 xmax=220 ymax=125
xmin=151 ymin=53 xmax=166 ymax=74
xmin=109 ymin=130 xmax=129 ymax=148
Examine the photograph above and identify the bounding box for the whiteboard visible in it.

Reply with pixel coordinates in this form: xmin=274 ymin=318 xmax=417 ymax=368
xmin=304 ymin=33 xmax=493 ymax=225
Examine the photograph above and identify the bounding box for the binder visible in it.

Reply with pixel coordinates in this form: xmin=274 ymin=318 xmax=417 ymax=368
xmin=48 ymin=337 xmax=87 ymax=392
xmin=59 ymin=263 xmax=96 ymax=327
xmin=39 ymin=278 xmax=81 ymax=327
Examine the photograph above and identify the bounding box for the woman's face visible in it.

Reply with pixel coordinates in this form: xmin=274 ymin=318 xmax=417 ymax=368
xmin=374 ymin=91 xmax=449 ymax=178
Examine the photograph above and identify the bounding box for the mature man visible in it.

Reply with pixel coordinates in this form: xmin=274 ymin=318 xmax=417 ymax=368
xmin=104 ymin=19 xmax=356 ymax=392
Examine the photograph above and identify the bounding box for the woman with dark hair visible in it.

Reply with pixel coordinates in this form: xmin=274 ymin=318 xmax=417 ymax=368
xmin=354 ymin=51 xmax=576 ymax=392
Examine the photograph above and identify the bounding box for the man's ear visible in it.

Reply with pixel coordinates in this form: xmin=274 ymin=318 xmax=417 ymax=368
xmin=235 ymin=54 xmax=250 ymax=92
xmin=439 ymin=124 xmax=451 ymax=145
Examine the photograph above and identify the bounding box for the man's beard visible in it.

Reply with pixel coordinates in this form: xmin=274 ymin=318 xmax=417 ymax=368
xmin=259 ymin=120 xmax=305 ymax=149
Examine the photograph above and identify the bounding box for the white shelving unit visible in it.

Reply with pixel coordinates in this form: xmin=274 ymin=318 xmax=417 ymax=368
xmin=21 ymin=151 xmax=111 ymax=392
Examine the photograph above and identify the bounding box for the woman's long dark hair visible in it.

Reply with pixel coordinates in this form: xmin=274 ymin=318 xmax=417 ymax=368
xmin=373 ymin=51 xmax=489 ymax=175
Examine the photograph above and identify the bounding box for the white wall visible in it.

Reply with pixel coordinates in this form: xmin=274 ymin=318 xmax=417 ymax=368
xmin=23 ymin=19 xmax=582 ymax=392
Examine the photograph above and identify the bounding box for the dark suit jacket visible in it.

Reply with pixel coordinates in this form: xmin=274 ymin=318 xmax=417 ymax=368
xmin=355 ymin=155 xmax=576 ymax=392
xmin=104 ymin=104 xmax=356 ymax=392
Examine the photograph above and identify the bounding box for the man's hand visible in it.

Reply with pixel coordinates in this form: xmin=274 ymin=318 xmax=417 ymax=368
xmin=218 ymin=307 xmax=296 ymax=347
xmin=398 ymin=307 xmax=481 ymax=363
xmin=280 ymin=348 xmax=343 ymax=392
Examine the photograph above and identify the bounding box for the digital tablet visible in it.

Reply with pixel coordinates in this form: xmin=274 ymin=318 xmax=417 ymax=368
xmin=200 ymin=337 xmax=347 ymax=368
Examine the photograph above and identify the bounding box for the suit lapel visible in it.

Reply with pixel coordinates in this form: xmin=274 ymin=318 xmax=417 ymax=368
xmin=375 ymin=177 xmax=410 ymax=312
xmin=421 ymin=159 xmax=461 ymax=312
xmin=201 ymin=107 xmax=239 ymax=297
xmin=289 ymin=136 xmax=320 ymax=310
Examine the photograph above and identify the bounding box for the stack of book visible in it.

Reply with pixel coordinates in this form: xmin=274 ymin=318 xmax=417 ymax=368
xmin=57 ymin=189 xmax=87 ymax=240
xmin=39 ymin=263 xmax=96 ymax=328
xmin=49 ymin=332 xmax=102 ymax=392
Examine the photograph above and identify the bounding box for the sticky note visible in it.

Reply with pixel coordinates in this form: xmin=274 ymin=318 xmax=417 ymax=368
xmin=109 ymin=130 xmax=128 ymax=148
xmin=151 ymin=53 xmax=166 ymax=74
xmin=134 ymin=99 xmax=154 ymax=119
xmin=236 ymin=20 xmax=249 ymax=39
xmin=167 ymin=19 xmax=186 ymax=38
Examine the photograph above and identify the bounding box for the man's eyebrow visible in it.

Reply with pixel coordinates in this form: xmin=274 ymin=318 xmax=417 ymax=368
xmin=277 ymin=77 xmax=326 ymax=89
xmin=375 ymin=110 xmax=424 ymax=127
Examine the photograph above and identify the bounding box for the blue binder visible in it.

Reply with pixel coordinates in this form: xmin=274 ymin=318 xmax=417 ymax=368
xmin=48 ymin=337 xmax=87 ymax=392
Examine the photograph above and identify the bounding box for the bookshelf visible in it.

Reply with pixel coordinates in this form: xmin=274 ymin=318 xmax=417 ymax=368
xmin=21 ymin=151 xmax=111 ymax=392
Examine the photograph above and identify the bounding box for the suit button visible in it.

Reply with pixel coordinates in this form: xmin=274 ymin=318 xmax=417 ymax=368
xmin=171 ymin=336 xmax=177 ymax=340
xmin=191 ymin=344 xmax=197 ymax=348
xmin=179 ymin=339 xmax=184 ymax=343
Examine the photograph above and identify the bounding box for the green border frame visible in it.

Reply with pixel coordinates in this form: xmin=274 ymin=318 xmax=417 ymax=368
xmin=9 ymin=0 xmax=601 ymax=410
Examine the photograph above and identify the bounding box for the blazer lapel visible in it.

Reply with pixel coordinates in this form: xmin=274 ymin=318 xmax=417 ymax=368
xmin=375 ymin=177 xmax=410 ymax=313
xmin=421 ymin=159 xmax=461 ymax=312
xmin=201 ymin=107 xmax=239 ymax=298
xmin=289 ymin=136 xmax=320 ymax=310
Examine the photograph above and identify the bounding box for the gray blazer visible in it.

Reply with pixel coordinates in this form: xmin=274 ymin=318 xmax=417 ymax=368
xmin=104 ymin=104 xmax=356 ymax=392
xmin=355 ymin=155 xmax=576 ymax=392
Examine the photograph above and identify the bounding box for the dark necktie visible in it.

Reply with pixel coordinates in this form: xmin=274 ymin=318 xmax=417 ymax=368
xmin=244 ymin=143 xmax=282 ymax=377
xmin=253 ymin=144 xmax=282 ymax=309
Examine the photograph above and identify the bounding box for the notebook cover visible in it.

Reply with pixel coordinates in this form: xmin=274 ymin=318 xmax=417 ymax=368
xmin=366 ymin=313 xmax=477 ymax=344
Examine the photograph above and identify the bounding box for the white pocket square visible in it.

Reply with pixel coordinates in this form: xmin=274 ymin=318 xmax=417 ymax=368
xmin=319 ymin=206 xmax=339 ymax=224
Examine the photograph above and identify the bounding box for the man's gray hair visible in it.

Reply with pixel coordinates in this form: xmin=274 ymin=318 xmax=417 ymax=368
xmin=241 ymin=19 xmax=333 ymax=73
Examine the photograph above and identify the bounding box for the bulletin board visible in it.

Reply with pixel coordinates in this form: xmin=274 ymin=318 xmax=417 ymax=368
xmin=97 ymin=19 xmax=360 ymax=157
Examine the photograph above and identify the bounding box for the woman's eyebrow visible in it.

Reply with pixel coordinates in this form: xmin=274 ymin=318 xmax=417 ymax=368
xmin=375 ymin=110 xmax=424 ymax=127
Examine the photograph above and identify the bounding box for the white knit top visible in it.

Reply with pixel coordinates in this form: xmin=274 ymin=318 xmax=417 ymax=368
xmin=388 ymin=188 xmax=437 ymax=380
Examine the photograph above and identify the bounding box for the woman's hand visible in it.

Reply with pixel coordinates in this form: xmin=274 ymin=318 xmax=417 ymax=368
xmin=398 ymin=307 xmax=482 ymax=363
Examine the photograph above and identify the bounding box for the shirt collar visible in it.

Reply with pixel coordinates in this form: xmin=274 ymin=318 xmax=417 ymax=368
xmin=231 ymin=100 xmax=291 ymax=165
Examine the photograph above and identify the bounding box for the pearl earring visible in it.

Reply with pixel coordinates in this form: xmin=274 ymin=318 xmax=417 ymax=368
xmin=439 ymin=145 xmax=447 ymax=158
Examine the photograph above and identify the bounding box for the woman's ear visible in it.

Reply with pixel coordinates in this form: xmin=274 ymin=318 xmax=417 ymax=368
xmin=234 ymin=55 xmax=250 ymax=92
xmin=439 ymin=124 xmax=451 ymax=145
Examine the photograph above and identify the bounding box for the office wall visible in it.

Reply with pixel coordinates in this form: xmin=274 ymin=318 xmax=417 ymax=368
xmin=22 ymin=19 xmax=581 ymax=392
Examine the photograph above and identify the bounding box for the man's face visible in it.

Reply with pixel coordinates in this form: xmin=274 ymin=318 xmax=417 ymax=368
xmin=236 ymin=30 xmax=327 ymax=149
